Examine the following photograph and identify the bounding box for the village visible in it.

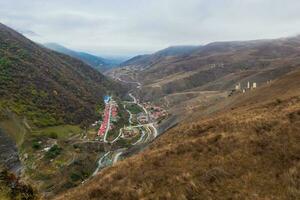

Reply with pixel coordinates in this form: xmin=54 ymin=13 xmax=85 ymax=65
xmin=87 ymin=93 xmax=166 ymax=174
xmin=92 ymin=93 xmax=168 ymax=144
xmin=91 ymin=96 xmax=119 ymax=141
xmin=137 ymin=102 xmax=168 ymax=124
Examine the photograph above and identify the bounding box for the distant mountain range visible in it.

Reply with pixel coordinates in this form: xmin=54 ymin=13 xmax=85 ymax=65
xmin=43 ymin=43 xmax=124 ymax=72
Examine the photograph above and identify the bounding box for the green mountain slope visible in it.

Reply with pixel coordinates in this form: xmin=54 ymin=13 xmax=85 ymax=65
xmin=0 ymin=23 xmax=125 ymax=127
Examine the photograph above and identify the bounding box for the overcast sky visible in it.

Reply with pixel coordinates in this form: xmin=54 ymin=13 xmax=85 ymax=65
xmin=1 ymin=0 xmax=300 ymax=57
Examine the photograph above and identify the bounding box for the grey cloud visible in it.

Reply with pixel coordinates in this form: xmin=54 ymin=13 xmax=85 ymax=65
xmin=0 ymin=0 xmax=300 ymax=56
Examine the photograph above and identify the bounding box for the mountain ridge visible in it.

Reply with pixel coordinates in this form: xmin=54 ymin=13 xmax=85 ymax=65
xmin=43 ymin=43 xmax=122 ymax=72
xmin=119 ymin=45 xmax=201 ymax=68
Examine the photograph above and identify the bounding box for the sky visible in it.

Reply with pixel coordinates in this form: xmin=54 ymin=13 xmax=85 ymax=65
xmin=1 ymin=0 xmax=300 ymax=57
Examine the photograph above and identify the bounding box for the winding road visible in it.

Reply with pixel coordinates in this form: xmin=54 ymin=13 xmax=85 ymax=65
xmin=112 ymin=149 xmax=125 ymax=164
xmin=124 ymin=104 xmax=134 ymax=124
xmin=93 ymin=75 xmax=160 ymax=175
xmin=92 ymin=152 xmax=110 ymax=176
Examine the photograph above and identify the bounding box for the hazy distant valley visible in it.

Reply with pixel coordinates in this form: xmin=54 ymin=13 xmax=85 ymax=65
xmin=43 ymin=43 xmax=127 ymax=72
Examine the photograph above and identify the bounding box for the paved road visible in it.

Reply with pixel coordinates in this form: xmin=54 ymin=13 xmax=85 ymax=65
xmin=132 ymin=129 xmax=147 ymax=145
xmin=115 ymin=77 xmax=141 ymax=88
xmin=112 ymin=150 xmax=125 ymax=164
xmin=111 ymin=128 xmax=122 ymax=143
xmin=124 ymin=104 xmax=133 ymax=124
xmin=128 ymin=93 xmax=158 ymax=139
xmin=92 ymin=152 xmax=111 ymax=176
xmin=129 ymin=93 xmax=148 ymax=114
xmin=148 ymin=123 xmax=158 ymax=138
xmin=117 ymin=74 xmax=158 ymax=140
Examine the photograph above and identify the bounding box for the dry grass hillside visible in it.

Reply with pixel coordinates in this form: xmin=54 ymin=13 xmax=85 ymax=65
xmin=55 ymin=70 xmax=300 ymax=199
xmin=114 ymin=37 xmax=300 ymax=104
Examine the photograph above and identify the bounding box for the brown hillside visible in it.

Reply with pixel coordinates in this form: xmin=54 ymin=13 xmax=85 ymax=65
xmin=55 ymin=71 xmax=300 ymax=199
xmin=114 ymin=37 xmax=300 ymax=104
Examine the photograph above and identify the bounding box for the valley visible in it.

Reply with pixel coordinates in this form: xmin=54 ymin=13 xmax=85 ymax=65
xmin=0 ymin=23 xmax=129 ymax=198
xmin=0 ymin=71 xmax=168 ymax=198
xmin=56 ymin=59 xmax=300 ymax=200
xmin=0 ymin=21 xmax=172 ymax=199
xmin=91 ymin=78 xmax=167 ymax=176
xmin=0 ymin=14 xmax=300 ymax=199
xmin=3 ymin=87 xmax=168 ymax=198
xmin=108 ymin=37 xmax=300 ymax=125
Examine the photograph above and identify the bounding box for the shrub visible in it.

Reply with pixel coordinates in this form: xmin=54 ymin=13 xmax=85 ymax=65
xmin=45 ymin=145 xmax=62 ymax=159
xmin=70 ymin=173 xmax=81 ymax=182
xmin=32 ymin=141 xmax=41 ymax=150
xmin=0 ymin=168 xmax=37 ymax=200
xmin=0 ymin=57 xmax=11 ymax=68
xmin=275 ymin=98 xmax=282 ymax=105
xmin=62 ymin=181 xmax=76 ymax=189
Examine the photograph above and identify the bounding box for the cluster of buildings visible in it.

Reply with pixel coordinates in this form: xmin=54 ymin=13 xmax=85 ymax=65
xmin=97 ymin=96 xmax=119 ymax=137
xmin=137 ymin=113 xmax=148 ymax=124
xmin=149 ymin=106 xmax=168 ymax=121
xmin=141 ymin=103 xmax=168 ymax=123
xmin=111 ymin=101 xmax=118 ymax=122
xmin=121 ymin=126 xmax=139 ymax=139
xmin=235 ymin=81 xmax=257 ymax=93
xmin=97 ymin=102 xmax=111 ymax=137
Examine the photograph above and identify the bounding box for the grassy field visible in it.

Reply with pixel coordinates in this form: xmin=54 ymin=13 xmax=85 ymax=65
xmin=125 ymin=103 xmax=143 ymax=114
xmin=31 ymin=125 xmax=82 ymax=139
xmin=106 ymin=129 xmax=120 ymax=141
